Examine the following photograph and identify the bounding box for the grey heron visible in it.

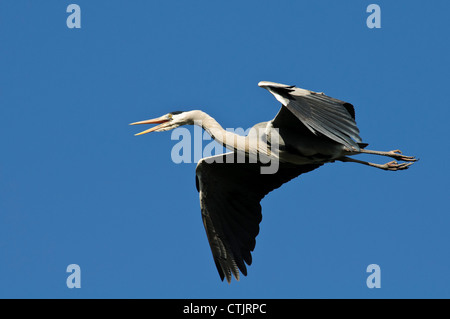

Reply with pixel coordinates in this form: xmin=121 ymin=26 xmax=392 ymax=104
xmin=130 ymin=81 xmax=416 ymax=283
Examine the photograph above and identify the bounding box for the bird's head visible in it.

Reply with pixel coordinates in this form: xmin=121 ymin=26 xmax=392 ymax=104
xmin=130 ymin=111 xmax=193 ymax=136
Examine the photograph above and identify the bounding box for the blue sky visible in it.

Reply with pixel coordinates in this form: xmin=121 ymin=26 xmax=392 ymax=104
xmin=0 ymin=0 xmax=449 ymax=298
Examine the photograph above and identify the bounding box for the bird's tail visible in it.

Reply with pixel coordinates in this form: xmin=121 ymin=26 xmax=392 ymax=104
xmin=358 ymin=143 xmax=369 ymax=149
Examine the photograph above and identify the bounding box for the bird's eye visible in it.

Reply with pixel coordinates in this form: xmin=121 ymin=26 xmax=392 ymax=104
xmin=168 ymin=114 xmax=173 ymax=119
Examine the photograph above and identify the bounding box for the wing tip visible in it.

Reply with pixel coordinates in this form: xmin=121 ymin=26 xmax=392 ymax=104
xmin=258 ymin=81 xmax=295 ymax=89
xmin=215 ymin=256 xmax=247 ymax=283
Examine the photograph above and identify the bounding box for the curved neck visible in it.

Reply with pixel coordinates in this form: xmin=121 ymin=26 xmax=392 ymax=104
xmin=190 ymin=110 xmax=248 ymax=152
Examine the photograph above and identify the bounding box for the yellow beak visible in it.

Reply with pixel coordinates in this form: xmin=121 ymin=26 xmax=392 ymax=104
xmin=129 ymin=116 xmax=169 ymax=136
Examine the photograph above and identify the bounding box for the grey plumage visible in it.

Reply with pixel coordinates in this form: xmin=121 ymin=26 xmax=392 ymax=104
xmin=130 ymin=81 xmax=417 ymax=283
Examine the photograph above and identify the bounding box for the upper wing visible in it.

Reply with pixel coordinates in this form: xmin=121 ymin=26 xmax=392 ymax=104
xmin=260 ymin=81 xmax=362 ymax=150
xmin=195 ymin=152 xmax=322 ymax=283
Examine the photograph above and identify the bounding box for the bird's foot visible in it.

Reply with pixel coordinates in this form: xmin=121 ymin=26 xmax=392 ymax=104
xmin=386 ymin=150 xmax=418 ymax=162
xmin=379 ymin=160 xmax=414 ymax=171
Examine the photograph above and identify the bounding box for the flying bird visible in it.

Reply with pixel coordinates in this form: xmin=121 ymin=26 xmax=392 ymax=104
xmin=130 ymin=81 xmax=417 ymax=283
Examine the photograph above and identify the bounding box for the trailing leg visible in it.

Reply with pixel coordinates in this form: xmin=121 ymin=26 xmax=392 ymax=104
xmin=358 ymin=149 xmax=417 ymax=162
xmin=339 ymin=156 xmax=413 ymax=171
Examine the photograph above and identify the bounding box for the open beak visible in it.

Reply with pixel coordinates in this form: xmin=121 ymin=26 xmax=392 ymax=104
xmin=129 ymin=116 xmax=170 ymax=136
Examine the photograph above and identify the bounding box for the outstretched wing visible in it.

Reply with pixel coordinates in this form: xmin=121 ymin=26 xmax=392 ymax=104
xmin=195 ymin=152 xmax=322 ymax=283
xmin=259 ymin=81 xmax=362 ymax=150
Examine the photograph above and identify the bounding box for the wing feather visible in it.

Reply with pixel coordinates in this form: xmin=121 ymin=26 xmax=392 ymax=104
xmin=196 ymin=152 xmax=322 ymax=282
xmin=262 ymin=82 xmax=362 ymax=150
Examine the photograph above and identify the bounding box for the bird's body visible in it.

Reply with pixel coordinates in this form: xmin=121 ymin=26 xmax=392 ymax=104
xmin=131 ymin=81 xmax=417 ymax=283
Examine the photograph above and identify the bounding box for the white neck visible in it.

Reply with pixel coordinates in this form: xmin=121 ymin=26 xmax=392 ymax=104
xmin=189 ymin=110 xmax=248 ymax=153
